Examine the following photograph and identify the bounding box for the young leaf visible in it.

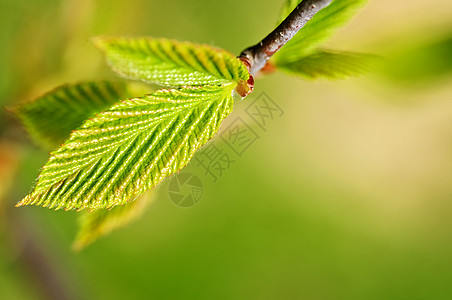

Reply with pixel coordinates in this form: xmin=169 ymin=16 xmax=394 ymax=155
xmin=274 ymin=0 xmax=367 ymax=64
xmin=94 ymin=37 xmax=249 ymax=87
xmin=13 ymin=81 xmax=149 ymax=149
xmin=276 ymin=49 xmax=379 ymax=79
xmin=17 ymin=84 xmax=236 ymax=211
xmin=72 ymin=191 xmax=153 ymax=251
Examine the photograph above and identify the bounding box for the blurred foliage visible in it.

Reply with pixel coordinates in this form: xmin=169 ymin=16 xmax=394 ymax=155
xmin=73 ymin=192 xmax=153 ymax=251
xmin=12 ymin=81 xmax=142 ymax=149
xmin=381 ymin=33 xmax=452 ymax=86
xmin=1 ymin=0 xmax=452 ymax=300
xmin=276 ymin=49 xmax=379 ymax=79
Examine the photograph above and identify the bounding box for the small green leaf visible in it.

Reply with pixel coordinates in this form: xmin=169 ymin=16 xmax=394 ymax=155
xmin=17 ymin=84 xmax=235 ymax=211
xmin=274 ymin=0 xmax=367 ymax=64
xmin=13 ymin=81 xmax=150 ymax=149
xmin=94 ymin=37 xmax=249 ymax=87
xmin=276 ymin=49 xmax=378 ymax=79
xmin=72 ymin=191 xmax=153 ymax=251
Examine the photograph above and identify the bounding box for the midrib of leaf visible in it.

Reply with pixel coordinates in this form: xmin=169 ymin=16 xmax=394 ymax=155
xmin=19 ymin=85 xmax=235 ymax=211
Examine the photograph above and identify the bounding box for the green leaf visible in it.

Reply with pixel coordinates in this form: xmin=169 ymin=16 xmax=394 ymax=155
xmin=17 ymin=84 xmax=235 ymax=211
xmin=94 ymin=37 xmax=249 ymax=87
xmin=276 ymin=49 xmax=379 ymax=79
xmin=13 ymin=81 xmax=151 ymax=149
xmin=72 ymin=191 xmax=153 ymax=251
xmin=274 ymin=0 xmax=367 ymax=64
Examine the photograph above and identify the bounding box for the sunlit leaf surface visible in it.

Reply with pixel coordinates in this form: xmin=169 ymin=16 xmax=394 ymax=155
xmin=94 ymin=37 xmax=249 ymax=86
xmin=17 ymin=85 xmax=236 ymax=211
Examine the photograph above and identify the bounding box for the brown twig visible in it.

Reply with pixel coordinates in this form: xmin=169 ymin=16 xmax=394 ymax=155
xmin=239 ymin=0 xmax=333 ymax=76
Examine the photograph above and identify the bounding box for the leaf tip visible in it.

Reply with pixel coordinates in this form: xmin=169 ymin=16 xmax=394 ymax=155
xmin=15 ymin=195 xmax=31 ymax=208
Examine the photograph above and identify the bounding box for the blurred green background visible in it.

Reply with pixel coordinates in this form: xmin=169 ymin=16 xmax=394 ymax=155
xmin=1 ymin=0 xmax=452 ymax=299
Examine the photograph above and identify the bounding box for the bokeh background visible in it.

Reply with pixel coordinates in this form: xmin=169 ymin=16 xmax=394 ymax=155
xmin=1 ymin=0 xmax=452 ymax=299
